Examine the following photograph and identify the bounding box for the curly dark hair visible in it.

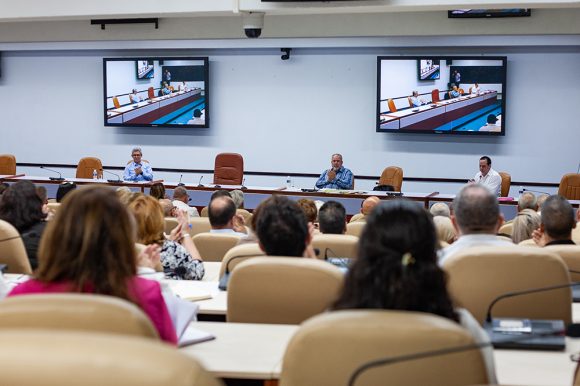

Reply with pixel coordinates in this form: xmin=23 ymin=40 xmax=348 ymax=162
xmin=0 ymin=180 xmax=46 ymax=232
xmin=332 ymin=199 xmax=458 ymax=322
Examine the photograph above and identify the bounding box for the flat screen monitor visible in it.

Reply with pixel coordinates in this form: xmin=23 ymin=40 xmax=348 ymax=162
xmin=103 ymin=57 xmax=209 ymax=128
xmin=377 ymin=56 xmax=507 ymax=136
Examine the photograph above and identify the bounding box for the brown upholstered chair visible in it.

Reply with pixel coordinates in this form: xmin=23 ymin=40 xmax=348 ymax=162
xmin=346 ymin=221 xmax=366 ymax=237
xmin=147 ymin=86 xmax=155 ymax=99
xmin=0 ymin=219 xmax=32 ymax=274
xmin=76 ymin=157 xmax=103 ymax=179
xmin=0 ymin=154 xmax=16 ymax=175
xmin=280 ymin=310 xmax=488 ymax=386
xmin=407 ymin=97 xmax=414 ymax=107
xmin=387 ymin=99 xmax=397 ymax=112
xmin=378 ymin=166 xmax=404 ymax=192
xmin=219 ymin=243 xmax=264 ymax=279
xmin=0 ymin=330 xmax=224 ymax=386
xmin=442 ymin=246 xmax=572 ymax=325
xmin=431 ymin=89 xmax=440 ymax=103
xmin=545 ymin=245 xmax=580 ymax=282
xmin=227 ymin=257 xmax=344 ymax=324
xmin=192 ymin=233 xmax=242 ymax=262
xmin=498 ymin=171 xmax=511 ymax=197
xmin=213 ymin=153 xmax=244 ymax=185
xmin=112 ymin=96 xmax=121 ymax=109
xmin=0 ymin=294 xmax=159 ymax=339
xmin=558 ymin=173 xmax=580 ymax=200
xmin=311 ymin=234 xmax=359 ymax=259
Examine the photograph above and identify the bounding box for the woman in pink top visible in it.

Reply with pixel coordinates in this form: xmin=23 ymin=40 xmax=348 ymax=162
xmin=8 ymin=186 xmax=177 ymax=344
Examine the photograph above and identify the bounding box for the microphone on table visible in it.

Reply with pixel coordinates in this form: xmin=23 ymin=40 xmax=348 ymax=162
xmin=40 ymin=166 xmax=64 ymax=181
xmin=197 ymin=175 xmax=204 ymax=187
xmin=241 ymin=177 xmax=247 ymax=190
xmin=177 ymin=174 xmax=185 ymax=186
xmin=102 ymin=169 xmax=121 ymax=183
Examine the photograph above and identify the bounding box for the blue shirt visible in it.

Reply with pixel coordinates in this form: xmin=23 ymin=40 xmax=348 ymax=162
xmin=315 ymin=166 xmax=354 ymax=190
xmin=123 ymin=162 xmax=153 ymax=182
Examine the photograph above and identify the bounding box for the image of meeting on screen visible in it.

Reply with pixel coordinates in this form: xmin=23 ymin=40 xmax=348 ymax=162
xmin=103 ymin=57 xmax=209 ymax=128
xmin=377 ymin=56 xmax=507 ymax=136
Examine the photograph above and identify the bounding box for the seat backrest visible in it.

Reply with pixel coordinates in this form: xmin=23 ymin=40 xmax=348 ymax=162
xmin=280 ymin=310 xmax=488 ymax=386
xmin=0 ymin=154 xmax=16 ymax=175
xmin=498 ymin=171 xmax=511 ymax=197
xmin=112 ymin=96 xmax=121 ymax=109
xmin=311 ymin=234 xmax=359 ymax=259
xmin=498 ymin=222 xmax=513 ymax=236
xmin=200 ymin=206 xmax=208 ymax=217
xmin=574 ymin=226 xmax=580 ymax=244
xmin=459 ymin=88 xmax=465 ymax=94
xmin=0 ymin=294 xmax=159 ymax=339
xmin=147 ymin=86 xmax=155 ymax=99
xmin=227 ymin=257 xmax=344 ymax=324
xmin=219 ymin=243 xmax=264 ymax=278
xmin=558 ymin=173 xmax=580 ymax=200
xmin=407 ymin=96 xmax=413 ymax=107
xmin=387 ymin=99 xmax=397 ymax=112
xmin=236 ymin=208 xmax=253 ymax=226
xmin=545 ymin=245 xmax=580 ymax=282
xmin=213 ymin=153 xmax=244 ymax=185
xmin=164 ymin=217 xmax=179 ymax=235
xmin=188 ymin=217 xmax=212 ymax=236
xmin=346 ymin=221 xmax=366 ymax=237
xmin=76 ymin=157 xmax=103 ymax=179
xmin=0 ymin=329 xmax=224 ymax=386
xmin=192 ymin=232 xmax=241 ymax=262
xmin=443 ymin=246 xmax=572 ymax=325
xmin=431 ymin=88 xmax=440 ymax=102
xmin=378 ymin=166 xmax=404 ymax=192
xmin=0 ymin=219 xmax=32 ymax=274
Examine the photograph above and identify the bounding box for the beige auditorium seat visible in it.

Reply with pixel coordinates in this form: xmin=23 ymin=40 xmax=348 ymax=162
xmin=280 ymin=310 xmax=488 ymax=386
xmin=219 ymin=243 xmax=264 ymax=279
xmin=346 ymin=221 xmax=366 ymax=237
xmin=311 ymin=234 xmax=359 ymax=259
xmin=0 ymin=330 xmax=224 ymax=386
xmin=0 ymin=294 xmax=159 ymax=339
xmin=200 ymin=206 xmax=208 ymax=217
xmin=498 ymin=222 xmax=513 ymax=236
xmin=164 ymin=217 xmax=179 ymax=235
xmin=46 ymin=202 xmax=61 ymax=215
xmin=192 ymin=233 xmax=241 ymax=262
xmin=443 ymin=246 xmax=572 ymax=325
xmin=0 ymin=219 xmax=32 ymax=274
xmin=518 ymin=239 xmax=538 ymax=247
xmin=574 ymin=225 xmax=580 ymax=244
xmin=189 ymin=217 xmax=212 ymax=236
xmin=227 ymin=257 xmax=344 ymax=324
xmin=545 ymin=245 xmax=580 ymax=282
xmin=0 ymin=154 xmax=16 ymax=175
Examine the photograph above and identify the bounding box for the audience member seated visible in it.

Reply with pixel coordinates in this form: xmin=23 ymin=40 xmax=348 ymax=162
xmin=297 ymin=198 xmax=318 ymax=230
xmin=532 ymin=195 xmax=576 ymax=246
xmin=255 ymin=195 xmax=316 ymax=258
xmin=430 ymin=202 xmax=451 ymax=218
xmin=433 ymin=215 xmax=457 ymax=246
xmin=331 ymin=199 xmax=496 ymax=383
xmin=172 ymin=186 xmax=199 ymax=218
xmin=56 ymin=182 xmax=77 ymax=203
xmin=350 ymin=196 xmax=380 ymax=223
xmin=36 ymin=185 xmax=54 ymax=221
xmin=200 ymin=190 xmax=232 ymax=217
xmin=0 ymin=182 xmax=9 ymax=196
xmin=129 ymin=195 xmax=205 ymax=280
xmin=7 ymin=186 xmax=177 ymax=344
xmin=518 ymin=191 xmax=538 ymax=212
xmin=439 ymin=185 xmax=512 ymax=265
xmin=0 ymin=181 xmax=47 ymax=270
xmin=318 ymin=201 xmax=347 ymax=235
xmin=149 ymin=182 xmax=166 ymax=200
xmin=450 ymin=85 xmax=461 ymax=98
xmin=208 ymin=196 xmax=246 ymax=236
xmin=230 ymin=189 xmax=245 ymax=209
xmin=159 ymin=198 xmax=175 ymax=217
xmin=537 ymin=193 xmax=550 ymax=213
xmin=511 ymin=209 xmax=541 ymax=244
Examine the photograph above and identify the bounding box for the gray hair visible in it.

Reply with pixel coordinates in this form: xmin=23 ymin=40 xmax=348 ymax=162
xmin=331 ymin=153 xmax=343 ymax=160
xmin=230 ymin=190 xmax=244 ymax=209
xmin=131 ymin=147 xmax=142 ymax=155
xmin=512 ymin=209 xmax=541 ymax=244
xmin=430 ymin=202 xmax=451 ymax=218
xmin=453 ymin=184 xmax=500 ymax=234
xmin=517 ymin=192 xmax=537 ymax=211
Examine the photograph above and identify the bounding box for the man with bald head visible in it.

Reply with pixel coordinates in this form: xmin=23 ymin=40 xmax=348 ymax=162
xmin=208 ymin=196 xmax=246 ymax=236
xmin=439 ymin=184 xmax=513 ymax=265
xmin=350 ymin=196 xmax=380 ymax=223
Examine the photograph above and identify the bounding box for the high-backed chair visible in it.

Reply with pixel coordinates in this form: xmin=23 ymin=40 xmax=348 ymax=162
xmin=378 ymin=166 xmax=404 ymax=192
xmin=387 ymin=99 xmax=397 ymax=112
xmin=192 ymin=233 xmax=241 ymax=262
xmin=189 ymin=217 xmax=212 ymax=236
xmin=346 ymin=221 xmax=366 ymax=237
xmin=0 ymin=154 xmax=16 ymax=175
xmin=498 ymin=171 xmax=511 ymax=197
xmin=558 ymin=173 xmax=580 ymax=200
xmin=76 ymin=157 xmax=103 ymax=179
xmin=443 ymin=246 xmax=572 ymax=325
xmin=200 ymin=206 xmax=208 ymax=217
xmin=431 ymin=89 xmax=440 ymax=103
xmin=236 ymin=208 xmax=253 ymax=226
xmin=0 ymin=330 xmax=224 ymax=386
xmin=147 ymin=86 xmax=155 ymax=99
xmin=544 ymin=245 xmax=580 ymax=282
xmin=112 ymin=96 xmax=121 ymax=109
xmin=311 ymin=234 xmax=359 ymax=260
xmin=407 ymin=97 xmax=414 ymax=107
xmin=0 ymin=219 xmax=32 ymax=274
xmin=213 ymin=153 xmax=244 ymax=185
xmin=280 ymin=310 xmax=488 ymax=386
xmin=227 ymin=257 xmax=344 ymax=324
xmin=219 ymin=243 xmax=264 ymax=279
xmin=0 ymin=294 xmax=159 ymax=339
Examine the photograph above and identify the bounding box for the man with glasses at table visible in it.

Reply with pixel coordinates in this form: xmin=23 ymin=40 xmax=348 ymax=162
xmin=123 ymin=147 xmax=153 ymax=182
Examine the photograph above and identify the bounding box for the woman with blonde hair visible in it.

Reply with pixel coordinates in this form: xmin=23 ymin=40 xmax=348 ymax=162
xmin=8 ymin=186 xmax=177 ymax=344
xmin=512 ymin=209 xmax=541 ymax=244
xmin=129 ymin=195 xmax=204 ymax=280
xmin=433 ymin=215 xmax=457 ymax=246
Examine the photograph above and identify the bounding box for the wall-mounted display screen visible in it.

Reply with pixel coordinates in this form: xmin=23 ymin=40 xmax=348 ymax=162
xmin=377 ymin=56 xmax=507 ymax=136
xmin=103 ymin=57 xmax=209 ymax=128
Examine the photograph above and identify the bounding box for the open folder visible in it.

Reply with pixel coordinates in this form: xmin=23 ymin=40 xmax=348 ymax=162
xmin=163 ymin=293 xmax=215 ymax=347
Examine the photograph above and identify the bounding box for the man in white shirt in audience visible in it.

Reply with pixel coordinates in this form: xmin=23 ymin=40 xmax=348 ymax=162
xmin=470 ymin=156 xmax=502 ymax=197
xmin=172 ymin=186 xmax=199 ymax=218
xmin=439 ymin=184 xmax=513 ymax=265
xmin=208 ymin=196 xmax=246 ymax=237
xmin=410 ymin=91 xmax=427 ymax=107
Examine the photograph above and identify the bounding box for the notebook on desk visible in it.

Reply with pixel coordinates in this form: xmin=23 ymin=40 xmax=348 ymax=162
xmin=484 ymin=319 xmax=566 ymax=351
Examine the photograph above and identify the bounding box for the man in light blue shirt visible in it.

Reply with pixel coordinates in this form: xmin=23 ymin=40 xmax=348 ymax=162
xmin=123 ymin=147 xmax=153 ymax=182
xmin=315 ymin=153 xmax=354 ymax=190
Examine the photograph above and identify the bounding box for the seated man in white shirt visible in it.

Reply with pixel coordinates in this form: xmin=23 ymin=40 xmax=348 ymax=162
xmin=471 ymin=83 xmax=481 ymax=95
xmin=470 ymin=156 xmax=502 ymax=197
xmin=208 ymin=196 xmax=246 ymax=237
xmin=439 ymin=184 xmax=513 ymax=265
xmin=172 ymin=186 xmax=199 ymax=218
xmin=409 ymin=91 xmax=427 ymax=107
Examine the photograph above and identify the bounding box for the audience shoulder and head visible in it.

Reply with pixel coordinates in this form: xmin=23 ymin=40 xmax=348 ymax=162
xmin=128 ymin=195 xmax=165 ymax=245
xmin=361 ymin=196 xmax=381 ymax=216
xmin=318 ymin=201 xmax=347 ymax=234
xmin=430 ymin=202 xmax=451 ymax=218
xmin=540 ymin=195 xmax=576 ymax=242
xmin=296 ymin=198 xmax=318 ymax=224
xmin=230 ymin=190 xmax=245 ymax=209
xmin=0 ymin=180 xmax=46 ymax=232
xmin=208 ymin=196 xmax=237 ymax=229
xmin=452 ymin=184 xmax=503 ymax=236
xmin=517 ymin=191 xmax=538 ymax=212
xmin=172 ymin=186 xmax=189 ymax=203
xmin=512 ymin=209 xmax=541 ymax=244
xmin=433 ymin=215 xmax=457 ymax=245
xmin=149 ymin=183 xmax=166 ymax=200
xmin=159 ymin=199 xmax=174 ymax=217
